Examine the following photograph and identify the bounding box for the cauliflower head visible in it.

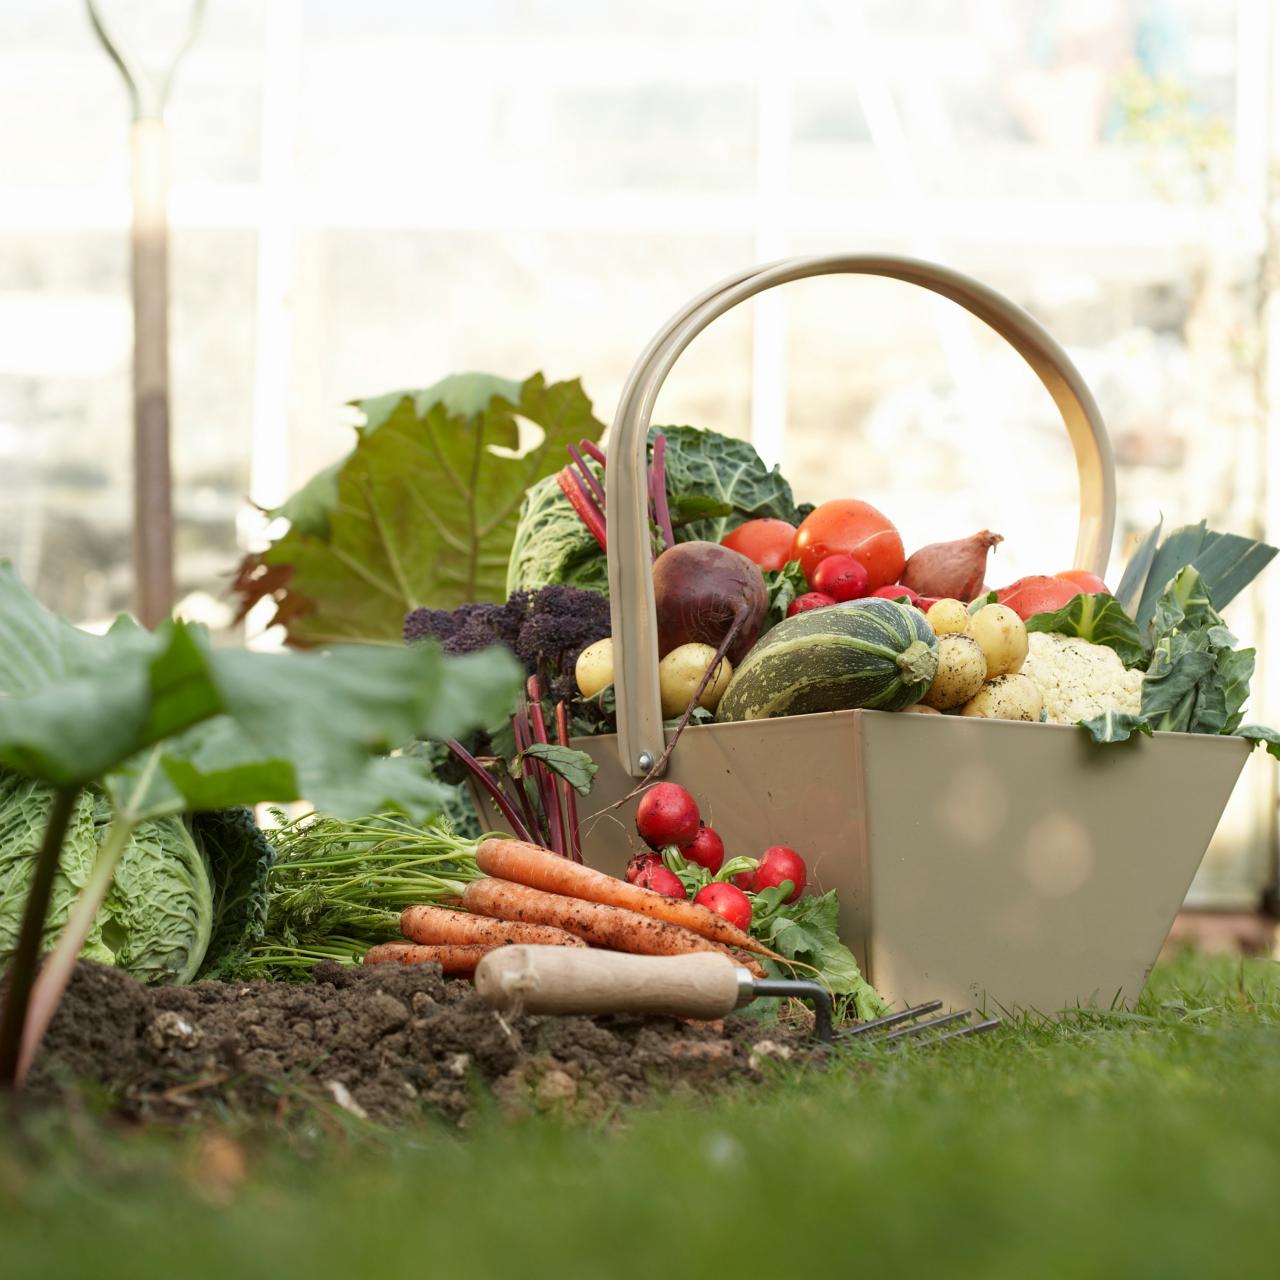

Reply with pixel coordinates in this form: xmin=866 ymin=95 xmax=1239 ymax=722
xmin=1020 ymin=632 xmax=1143 ymax=725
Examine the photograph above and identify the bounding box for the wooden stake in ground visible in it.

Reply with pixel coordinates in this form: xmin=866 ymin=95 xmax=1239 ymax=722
xmin=87 ymin=0 xmax=204 ymax=627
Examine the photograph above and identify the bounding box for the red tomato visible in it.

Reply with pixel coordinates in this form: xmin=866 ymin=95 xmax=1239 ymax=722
xmin=721 ymin=518 xmax=798 ymax=572
xmin=1056 ymin=569 xmax=1110 ymax=595
xmin=792 ymin=500 xmax=905 ymax=589
xmin=810 ymin=554 xmax=870 ymax=602
xmin=751 ymin=846 xmax=807 ymax=903
xmin=996 ymin=575 xmax=1082 ymax=621
xmin=787 ymin=591 xmax=837 ymax=617
xmin=692 ymin=882 xmax=753 ymax=933
xmin=871 ymin=584 xmax=919 ymax=604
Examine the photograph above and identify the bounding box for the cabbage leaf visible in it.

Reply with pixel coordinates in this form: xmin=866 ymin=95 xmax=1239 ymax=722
xmin=507 ymin=424 xmax=804 ymax=596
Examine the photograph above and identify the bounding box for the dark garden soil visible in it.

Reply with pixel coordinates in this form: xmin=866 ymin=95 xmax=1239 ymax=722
xmin=24 ymin=961 xmax=812 ymax=1128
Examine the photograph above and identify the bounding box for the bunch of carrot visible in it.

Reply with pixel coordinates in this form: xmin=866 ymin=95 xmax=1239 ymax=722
xmin=363 ymin=836 xmax=781 ymax=979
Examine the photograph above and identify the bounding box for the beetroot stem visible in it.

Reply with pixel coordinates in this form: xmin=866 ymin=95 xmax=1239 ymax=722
xmin=526 ymin=678 xmax=566 ymax=857
xmin=445 ymin=739 xmax=531 ymax=843
xmin=511 ymin=708 xmax=546 ymax=846
xmin=555 ymin=700 xmax=583 ymax=864
xmin=650 ymin=432 xmax=675 ymax=551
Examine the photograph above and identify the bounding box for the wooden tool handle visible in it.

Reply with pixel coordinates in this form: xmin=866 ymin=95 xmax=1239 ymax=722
xmin=474 ymin=946 xmax=748 ymax=1019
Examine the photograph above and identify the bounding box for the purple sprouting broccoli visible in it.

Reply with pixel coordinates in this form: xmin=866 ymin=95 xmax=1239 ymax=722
xmin=513 ymin=586 xmax=612 ymax=701
xmin=404 ymin=586 xmax=609 ymax=702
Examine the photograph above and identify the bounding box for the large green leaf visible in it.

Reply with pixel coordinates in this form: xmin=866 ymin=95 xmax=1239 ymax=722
xmin=269 ymin=374 xmax=528 ymax=541
xmin=1238 ymin=724 xmax=1280 ymax=760
xmin=0 ymin=562 xmax=524 ymax=819
xmin=259 ymin=374 xmax=603 ymax=644
xmin=0 ymin=564 xmax=212 ymax=787
xmin=1120 ymin=520 xmax=1276 ymax=630
xmin=1113 ymin=516 xmax=1163 ymax=617
xmin=1024 ymin=593 xmax=1146 ymax=667
xmin=659 ymin=425 xmax=804 ymax=544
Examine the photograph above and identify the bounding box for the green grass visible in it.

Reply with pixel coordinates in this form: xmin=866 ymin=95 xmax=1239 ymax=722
xmin=3 ymin=950 xmax=1279 ymax=1279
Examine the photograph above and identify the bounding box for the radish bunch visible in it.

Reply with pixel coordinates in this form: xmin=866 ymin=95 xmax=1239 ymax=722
xmin=628 ymin=782 xmax=810 ymax=935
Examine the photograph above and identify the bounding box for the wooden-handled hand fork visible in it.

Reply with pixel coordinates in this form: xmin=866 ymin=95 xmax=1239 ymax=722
xmin=475 ymin=947 xmax=1002 ymax=1047
xmin=475 ymin=946 xmax=835 ymax=1042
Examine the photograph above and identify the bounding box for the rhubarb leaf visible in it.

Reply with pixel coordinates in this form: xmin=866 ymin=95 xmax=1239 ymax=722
xmin=241 ymin=374 xmax=604 ymax=644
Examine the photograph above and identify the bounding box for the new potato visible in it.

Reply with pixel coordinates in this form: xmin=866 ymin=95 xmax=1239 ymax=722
xmin=924 ymin=597 xmax=970 ymax=635
xmin=658 ymin=643 xmax=733 ymax=717
xmin=921 ymin=633 xmax=988 ymax=710
xmin=574 ymin=638 xmax=615 ymax=698
xmin=961 ymin=673 xmax=1043 ymax=721
xmin=967 ymin=603 xmax=1028 ymax=677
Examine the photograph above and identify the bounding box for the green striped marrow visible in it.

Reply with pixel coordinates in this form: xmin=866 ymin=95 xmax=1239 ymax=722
xmin=716 ymin=598 xmax=939 ymax=722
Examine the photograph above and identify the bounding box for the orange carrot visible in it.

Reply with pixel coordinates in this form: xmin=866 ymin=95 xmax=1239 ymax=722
xmin=476 ymin=837 xmax=780 ymax=960
xmin=399 ymin=904 xmax=587 ymax=949
xmin=461 ymin=878 xmax=766 ymax=979
xmin=363 ymin=942 xmax=495 ymax=974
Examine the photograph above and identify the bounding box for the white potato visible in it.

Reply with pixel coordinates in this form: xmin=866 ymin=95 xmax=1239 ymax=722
xmin=900 ymin=703 xmax=942 ymax=715
xmin=960 ymin=673 xmax=1044 ymax=722
xmin=924 ymin=598 xmax=970 ymax=636
xmin=967 ymin=604 xmax=1028 ymax=676
xmin=575 ymin=637 xmax=615 ymax=698
xmin=921 ymin=633 xmax=988 ymax=710
xmin=658 ymin=643 xmax=733 ymax=718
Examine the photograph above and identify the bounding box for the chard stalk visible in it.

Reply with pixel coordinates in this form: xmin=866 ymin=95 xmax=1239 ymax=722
xmin=568 ymin=443 xmax=607 ymax=511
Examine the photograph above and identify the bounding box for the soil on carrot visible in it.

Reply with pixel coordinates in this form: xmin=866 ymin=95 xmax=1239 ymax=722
xmin=23 ymin=961 xmax=812 ymax=1127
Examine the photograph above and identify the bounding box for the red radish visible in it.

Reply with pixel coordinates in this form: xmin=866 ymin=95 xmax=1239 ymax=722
xmin=653 ymin=541 xmax=768 ymax=666
xmin=720 ymin=519 xmax=797 ymax=572
xmin=730 ymin=871 xmax=754 ymax=890
xmin=901 ymin=530 xmax=1003 ymax=601
xmin=682 ymin=825 xmax=725 ymax=874
xmin=632 ymin=861 xmax=688 ymax=899
xmin=752 ymin=846 xmax=807 ymax=903
xmin=810 ymin=554 xmax=870 ymax=602
xmin=916 ymin=596 xmax=941 ymax=611
xmin=693 ymin=882 xmax=753 ymax=933
xmin=625 ymin=851 xmax=661 ymax=885
xmin=871 ymin=584 xmax=919 ymax=605
xmin=636 ymin=782 xmax=701 ymax=850
xmin=996 ymin=575 xmax=1081 ymax=621
xmin=792 ymin=499 xmax=905 ymax=589
xmin=788 ymin=591 xmax=836 ymax=616
xmin=1056 ymin=569 xmax=1110 ymax=594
